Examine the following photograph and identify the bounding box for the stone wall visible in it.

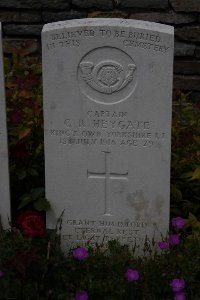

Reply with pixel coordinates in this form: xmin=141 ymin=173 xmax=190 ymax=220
xmin=0 ymin=0 xmax=200 ymax=100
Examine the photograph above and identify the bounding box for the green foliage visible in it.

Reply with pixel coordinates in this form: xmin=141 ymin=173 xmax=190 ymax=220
xmin=4 ymin=43 xmax=45 ymax=213
xmin=18 ymin=188 xmax=50 ymax=211
xmin=0 ymin=228 xmax=199 ymax=300
xmin=185 ymin=212 xmax=200 ymax=239
xmin=171 ymin=92 xmax=200 ymax=219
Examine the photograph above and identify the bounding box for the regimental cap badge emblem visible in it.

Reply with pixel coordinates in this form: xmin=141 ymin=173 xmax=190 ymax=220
xmin=78 ymin=47 xmax=137 ymax=105
xmin=79 ymin=60 xmax=136 ymax=95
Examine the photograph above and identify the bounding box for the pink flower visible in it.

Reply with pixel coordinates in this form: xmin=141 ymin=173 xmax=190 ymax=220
xmin=16 ymin=210 xmax=45 ymax=237
xmin=170 ymin=279 xmax=185 ymax=293
xmin=171 ymin=217 xmax=185 ymax=230
xmin=73 ymin=247 xmax=89 ymax=261
xmin=168 ymin=234 xmax=180 ymax=245
xmin=158 ymin=241 xmax=169 ymax=250
xmin=124 ymin=268 xmax=140 ymax=282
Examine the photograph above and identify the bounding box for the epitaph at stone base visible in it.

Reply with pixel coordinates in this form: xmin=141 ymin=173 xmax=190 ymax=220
xmin=42 ymin=18 xmax=174 ymax=251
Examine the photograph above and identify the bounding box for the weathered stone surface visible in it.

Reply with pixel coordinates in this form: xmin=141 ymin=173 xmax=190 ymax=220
xmin=174 ymin=60 xmax=200 ymax=75
xmin=174 ymin=42 xmax=195 ymax=57
xmin=115 ymin=0 xmax=168 ymax=9
xmin=3 ymin=39 xmax=39 ymax=54
xmin=0 ymin=23 xmax=11 ymax=229
xmin=0 ymin=0 xmax=70 ymax=9
xmin=175 ymin=26 xmax=200 ymax=42
xmin=170 ymin=0 xmax=200 ymax=12
xmin=88 ymin=10 xmax=128 ymax=19
xmin=196 ymin=46 xmax=200 ymax=58
xmin=42 ymin=10 xmax=87 ymax=23
xmin=130 ymin=10 xmax=196 ymax=24
xmin=0 ymin=10 xmax=41 ymax=23
xmin=173 ymin=75 xmax=200 ymax=91
xmin=42 ymin=18 xmax=174 ymax=251
xmin=3 ymin=24 xmax=43 ymax=37
xmin=72 ymin=0 xmax=113 ymax=9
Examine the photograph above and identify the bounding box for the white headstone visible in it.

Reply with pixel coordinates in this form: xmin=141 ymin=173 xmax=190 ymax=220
xmin=42 ymin=19 xmax=174 ymax=250
xmin=0 ymin=23 xmax=11 ymax=229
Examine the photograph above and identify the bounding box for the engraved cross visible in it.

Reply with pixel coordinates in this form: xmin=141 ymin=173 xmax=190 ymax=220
xmin=87 ymin=151 xmax=128 ymax=216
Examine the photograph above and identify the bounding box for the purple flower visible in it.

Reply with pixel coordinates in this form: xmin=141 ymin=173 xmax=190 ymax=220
xmin=170 ymin=279 xmax=185 ymax=293
xmin=174 ymin=292 xmax=186 ymax=300
xmin=168 ymin=234 xmax=180 ymax=245
xmin=171 ymin=217 xmax=185 ymax=230
xmin=0 ymin=271 xmax=4 ymax=278
xmin=75 ymin=290 xmax=89 ymax=300
xmin=73 ymin=247 xmax=89 ymax=261
xmin=158 ymin=241 xmax=169 ymax=250
xmin=124 ymin=268 xmax=140 ymax=282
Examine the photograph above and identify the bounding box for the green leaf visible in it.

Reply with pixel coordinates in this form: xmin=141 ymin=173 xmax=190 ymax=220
xmin=28 ymin=168 xmax=39 ymax=177
xmin=186 ymin=213 xmax=200 ymax=238
xmin=16 ymin=169 xmax=27 ymax=180
xmin=191 ymin=166 xmax=200 ymax=181
xmin=179 ymin=172 xmax=193 ymax=179
xmin=18 ymin=127 xmax=31 ymax=140
xmin=170 ymin=184 xmax=182 ymax=202
xmin=31 ymin=187 xmax=45 ymax=201
xmin=33 ymin=64 xmax=42 ymax=75
xmin=33 ymin=198 xmax=51 ymax=211
xmin=186 ymin=213 xmax=200 ymax=228
xmin=18 ymin=194 xmax=32 ymax=209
